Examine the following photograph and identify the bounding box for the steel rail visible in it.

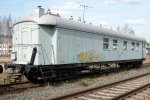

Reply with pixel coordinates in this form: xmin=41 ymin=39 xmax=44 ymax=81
xmin=0 ymin=81 xmax=40 ymax=95
xmin=0 ymin=81 xmax=29 ymax=87
xmin=51 ymin=72 xmax=150 ymax=100
xmin=112 ymin=83 xmax=150 ymax=100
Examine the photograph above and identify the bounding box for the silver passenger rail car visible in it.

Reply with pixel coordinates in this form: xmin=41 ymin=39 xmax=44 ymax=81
xmin=4 ymin=6 xmax=147 ymax=83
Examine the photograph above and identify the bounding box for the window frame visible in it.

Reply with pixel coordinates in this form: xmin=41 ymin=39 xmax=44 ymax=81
xmin=136 ymin=42 xmax=140 ymax=50
xmin=132 ymin=42 xmax=135 ymax=50
xmin=123 ymin=41 xmax=127 ymax=50
xmin=113 ymin=39 xmax=118 ymax=50
xmin=103 ymin=38 xmax=109 ymax=50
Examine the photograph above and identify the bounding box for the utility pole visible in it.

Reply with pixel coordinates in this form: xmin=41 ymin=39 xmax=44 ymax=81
xmin=80 ymin=4 xmax=93 ymax=23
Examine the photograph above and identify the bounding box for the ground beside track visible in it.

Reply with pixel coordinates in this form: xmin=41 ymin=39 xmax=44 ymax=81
xmin=0 ymin=55 xmax=149 ymax=100
xmin=0 ymin=57 xmax=28 ymax=84
xmin=144 ymin=55 xmax=150 ymax=63
xmin=0 ymin=57 xmax=12 ymax=84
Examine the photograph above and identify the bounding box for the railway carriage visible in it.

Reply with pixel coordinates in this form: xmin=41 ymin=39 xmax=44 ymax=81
xmin=4 ymin=6 xmax=146 ymax=83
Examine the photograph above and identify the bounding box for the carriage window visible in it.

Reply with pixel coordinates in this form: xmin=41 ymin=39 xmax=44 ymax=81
xmin=103 ymin=38 xmax=109 ymax=50
xmin=144 ymin=43 xmax=146 ymax=48
xmin=132 ymin=42 xmax=135 ymax=50
xmin=123 ymin=41 xmax=127 ymax=50
xmin=113 ymin=39 xmax=117 ymax=50
xmin=136 ymin=43 xmax=139 ymax=50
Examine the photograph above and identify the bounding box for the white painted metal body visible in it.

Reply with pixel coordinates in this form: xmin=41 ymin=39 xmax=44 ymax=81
xmin=12 ymin=7 xmax=146 ymax=65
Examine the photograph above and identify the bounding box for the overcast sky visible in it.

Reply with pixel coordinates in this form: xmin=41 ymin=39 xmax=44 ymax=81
xmin=0 ymin=0 xmax=149 ymax=42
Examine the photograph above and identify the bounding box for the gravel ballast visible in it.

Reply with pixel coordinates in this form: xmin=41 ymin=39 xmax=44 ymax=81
xmin=0 ymin=65 xmax=150 ymax=100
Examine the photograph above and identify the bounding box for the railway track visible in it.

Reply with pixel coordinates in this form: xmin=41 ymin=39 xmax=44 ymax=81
xmin=0 ymin=81 xmax=40 ymax=95
xmin=126 ymin=86 xmax=150 ymax=99
xmin=52 ymin=72 xmax=150 ymax=100
xmin=0 ymin=63 xmax=150 ymax=97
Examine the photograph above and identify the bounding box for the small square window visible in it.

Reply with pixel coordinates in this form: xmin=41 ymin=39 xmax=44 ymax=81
xmin=103 ymin=38 xmax=109 ymax=50
xmin=132 ymin=42 xmax=135 ymax=50
xmin=136 ymin=43 xmax=139 ymax=50
xmin=123 ymin=41 xmax=127 ymax=50
xmin=113 ymin=39 xmax=117 ymax=50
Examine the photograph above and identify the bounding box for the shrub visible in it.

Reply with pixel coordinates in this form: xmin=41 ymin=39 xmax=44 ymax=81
xmin=80 ymin=78 xmax=91 ymax=86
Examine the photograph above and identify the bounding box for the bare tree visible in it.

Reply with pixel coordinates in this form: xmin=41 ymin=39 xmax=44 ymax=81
xmin=0 ymin=15 xmax=12 ymax=36
xmin=0 ymin=15 xmax=12 ymax=44
xmin=120 ymin=24 xmax=135 ymax=35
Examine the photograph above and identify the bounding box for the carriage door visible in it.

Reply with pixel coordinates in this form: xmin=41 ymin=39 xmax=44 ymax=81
xmin=103 ymin=38 xmax=110 ymax=61
xmin=20 ymin=24 xmax=30 ymax=62
xmin=111 ymin=39 xmax=119 ymax=60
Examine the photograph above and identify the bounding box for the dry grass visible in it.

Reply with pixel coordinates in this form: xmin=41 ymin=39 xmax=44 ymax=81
xmin=80 ymin=78 xmax=92 ymax=86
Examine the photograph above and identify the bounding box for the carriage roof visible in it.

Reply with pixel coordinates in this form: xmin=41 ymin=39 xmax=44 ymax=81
xmin=14 ymin=14 xmax=146 ymax=42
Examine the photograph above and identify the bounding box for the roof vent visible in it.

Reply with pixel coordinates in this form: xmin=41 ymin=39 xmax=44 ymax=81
xmin=69 ymin=16 xmax=73 ymax=20
xmin=35 ymin=6 xmax=45 ymax=18
xmin=78 ymin=17 xmax=81 ymax=22
xmin=100 ymin=24 xmax=102 ymax=27
xmin=46 ymin=9 xmax=51 ymax=14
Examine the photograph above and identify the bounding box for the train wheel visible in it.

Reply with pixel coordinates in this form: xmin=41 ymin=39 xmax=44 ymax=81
xmin=0 ymin=65 xmax=3 ymax=74
xmin=26 ymin=74 xmax=39 ymax=84
xmin=25 ymin=69 xmax=45 ymax=84
xmin=138 ymin=61 xmax=142 ymax=67
xmin=26 ymin=74 xmax=46 ymax=84
xmin=118 ymin=63 xmax=126 ymax=68
xmin=133 ymin=61 xmax=143 ymax=68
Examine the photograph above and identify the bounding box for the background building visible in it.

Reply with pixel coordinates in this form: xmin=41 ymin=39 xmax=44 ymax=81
xmin=0 ymin=35 xmax=12 ymax=56
xmin=146 ymin=43 xmax=150 ymax=55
